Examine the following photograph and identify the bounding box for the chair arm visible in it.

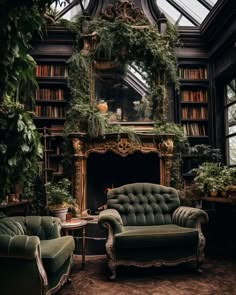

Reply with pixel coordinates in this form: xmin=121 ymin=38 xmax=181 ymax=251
xmin=98 ymin=209 xmax=123 ymax=234
xmin=0 ymin=235 xmax=41 ymax=259
xmin=172 ymin=206 xmax=209 ymax=228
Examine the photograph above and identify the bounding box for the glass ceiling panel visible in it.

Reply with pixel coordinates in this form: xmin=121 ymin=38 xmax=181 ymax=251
xmin=156 ymin=0 xmax=193 ymax=26
xmin=50 ymin=0 xmax=90 ymax=21
xmin=51 ymin=0 xmax=221 ymax=26
xmin=174 ymin=0 xmax=208 ymax=23
xmin=156 ymin=0 xmax=220 ymax=26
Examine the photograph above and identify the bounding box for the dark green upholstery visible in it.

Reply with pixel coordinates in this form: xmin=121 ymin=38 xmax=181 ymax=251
xmin=0 ymin=216 xmax=75 ymax=295
xmin=98 ymin=183 xmax=209 ymax=279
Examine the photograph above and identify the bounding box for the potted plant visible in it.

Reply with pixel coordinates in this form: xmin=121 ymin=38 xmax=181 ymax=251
xmin=193 ymin=162 xmax=223 ymax=196
xmin=45 ymin=178 xmax=75 ymax=221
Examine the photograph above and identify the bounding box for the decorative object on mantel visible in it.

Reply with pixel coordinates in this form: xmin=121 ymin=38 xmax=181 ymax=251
xmin=96 ymin=100 xmax=108 ymax=113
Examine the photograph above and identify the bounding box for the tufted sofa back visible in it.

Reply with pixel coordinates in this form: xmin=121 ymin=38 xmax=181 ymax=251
xmin=0 ymin=216 xmax=61 ymax=240
xmin=107 ymin=183 xmax=180 ymax=226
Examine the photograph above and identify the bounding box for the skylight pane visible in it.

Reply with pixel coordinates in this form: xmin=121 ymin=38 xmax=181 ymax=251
xmin=50 ymin=0 xmax=90 ymax=21
xmin=174 ymin=0 xmax=209 ymax=23
xmin=156 ymin=0 xmax=194 ymax=26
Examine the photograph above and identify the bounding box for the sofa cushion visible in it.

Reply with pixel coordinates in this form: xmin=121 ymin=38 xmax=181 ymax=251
xmin=107 ymin=183 xmax=180 ymax=226
xmin=0 ymin=220 xmax=25 ymax=236
xmin=41 ymin=236 xmax=74 ymax=273
xmin=115 ymin=224 xmax=199 ymax=249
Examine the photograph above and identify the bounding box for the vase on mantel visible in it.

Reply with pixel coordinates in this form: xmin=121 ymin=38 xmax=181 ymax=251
xmin=96 ymin=100 xmax=108 ymax=113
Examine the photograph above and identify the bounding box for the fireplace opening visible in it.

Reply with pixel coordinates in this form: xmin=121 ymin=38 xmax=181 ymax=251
xmin=86 ymin=151 xmax=160 ymax=214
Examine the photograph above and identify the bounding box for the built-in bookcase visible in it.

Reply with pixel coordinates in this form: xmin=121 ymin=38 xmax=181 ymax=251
xmin=30 ymin=25 xmax=74 ymax=181
xmin=178 ymin=64 xmax=209 ymax=142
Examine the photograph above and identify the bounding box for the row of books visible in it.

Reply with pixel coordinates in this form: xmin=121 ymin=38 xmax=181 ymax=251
xmin=179 ymin=67 xmax=208 ymax=80
xmin=183 ymin=122 xmax=207 ymax=136
xmin=181 ymin=90 xmax=208 ymax=102
xmin=35 ymin=106 xmax=66 ymax=118
xmin=181 ymin=106 xmax=208 ymax=120
xmin=35 ymin=88 xmax=65 ymax=100
xmin=35 ymin=64 xmax=67 ymax=77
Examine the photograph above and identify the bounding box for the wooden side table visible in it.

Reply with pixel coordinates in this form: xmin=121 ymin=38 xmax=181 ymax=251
xmin=61 ymin=218 xmax=88 ymax=269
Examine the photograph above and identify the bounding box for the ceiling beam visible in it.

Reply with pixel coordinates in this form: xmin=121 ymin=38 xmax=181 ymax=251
xmin=196 ymin=0 xmax=213 ymax=10
xmin=166 ymin=0 xmax=200 ymax=26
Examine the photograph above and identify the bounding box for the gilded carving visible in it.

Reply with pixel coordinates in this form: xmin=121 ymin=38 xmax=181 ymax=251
xmin=158 ymin=138 xmax=174 ymax=156
xmin=101 ymin=0 xmax=146 ymax=23
xmin=71 ymin=133 xmax=174 ymax=214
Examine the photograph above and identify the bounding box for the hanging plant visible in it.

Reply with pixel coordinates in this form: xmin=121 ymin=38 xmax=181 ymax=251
xmin=63 ymin=7 xmax=179 ymax=137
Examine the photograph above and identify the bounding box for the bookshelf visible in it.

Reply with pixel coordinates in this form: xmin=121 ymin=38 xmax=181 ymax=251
xmin=30 ymin=25 xmax=74 ymax=182
xmin=178 ymin=64 xmax=209 ymax=143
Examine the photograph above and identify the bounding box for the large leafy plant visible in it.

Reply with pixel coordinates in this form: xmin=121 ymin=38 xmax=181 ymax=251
xmin=0 ymin=100 xmax=43 ymax=201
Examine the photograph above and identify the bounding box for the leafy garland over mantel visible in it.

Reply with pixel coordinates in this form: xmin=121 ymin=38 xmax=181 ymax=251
xmin=62 ymin=6 xmax=180 ymax=138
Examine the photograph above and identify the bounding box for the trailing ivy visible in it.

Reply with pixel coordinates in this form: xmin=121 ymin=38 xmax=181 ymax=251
xmin=64 ymin=11 xmax=179 ymax=136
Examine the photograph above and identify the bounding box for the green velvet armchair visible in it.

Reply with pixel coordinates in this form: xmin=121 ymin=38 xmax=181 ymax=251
xmin=98 ymin=183 xmax=209 ymax=279
xmin=0 ymin=216 xmax=75 ymax=295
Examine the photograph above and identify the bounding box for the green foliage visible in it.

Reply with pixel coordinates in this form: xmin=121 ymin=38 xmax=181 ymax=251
xmin=153 ymin=121 xmax=189 ymax=153
xmin=187 ymin=144 xmax=222 ymax=164
xmin=64 ymin=12 xmax=179 ymax=136
xmin=0 ymin=1 xmax=54 ymax=101
xmin=0 ymin=100 xmax=43 ymax=200
xmin=45 ymin=178 xmax=75 ymax=209
xmin=193 ymin=163 xmax=236 ymax=194
xmin=153 ymin=121 xmax=189 ymax=189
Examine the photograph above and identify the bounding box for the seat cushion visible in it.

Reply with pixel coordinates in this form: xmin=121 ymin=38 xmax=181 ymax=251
xmin=115 ymin=224 xmax=199 ymax=249
xmin=41 ymin=236 xmax=75 ymax=273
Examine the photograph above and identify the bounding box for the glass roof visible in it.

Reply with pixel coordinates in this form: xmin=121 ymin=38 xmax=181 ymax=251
xmin=50 ymin=0 xmax=220 ymax=26
xmin=156 ymin=0 xmax=219 ymax=26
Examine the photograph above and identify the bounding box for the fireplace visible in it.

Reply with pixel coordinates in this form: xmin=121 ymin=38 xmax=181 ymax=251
xmin=70 ymin=132 xmax=174 ymax=215
xmin=87 ymin=151 xmax=160 ymax=214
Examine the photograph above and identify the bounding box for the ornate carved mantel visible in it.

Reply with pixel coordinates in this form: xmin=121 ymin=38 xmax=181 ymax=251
xmin=70 ymin=132 xmax=174 ymax=213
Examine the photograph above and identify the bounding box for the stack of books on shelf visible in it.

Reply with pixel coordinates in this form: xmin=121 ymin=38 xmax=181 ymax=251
xmin=179 ymin=67 xmax=208 ymax=80
xmin=181 ymin=90 xmax=208 ymax=102
xmin=35 ymin=88 xmax=65 ymax=100
xmin=181 ymin=106 xmax=208 ymax=120
xmin=35 ymin=64 xmax=67 ymax=77
xmin=183 ymin=123 xmax=207 ymax=136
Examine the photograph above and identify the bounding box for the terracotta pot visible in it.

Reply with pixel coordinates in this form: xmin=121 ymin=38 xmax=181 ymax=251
xmin=221 ymin=190 xmax=228 ymax=197
xmin=97 ymin=102 xmax=108 ymax=113
xmin=210 ymin=191 xmax=218 ymax=197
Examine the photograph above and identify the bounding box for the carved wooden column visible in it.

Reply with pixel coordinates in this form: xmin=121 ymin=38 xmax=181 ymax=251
xmin=72 ymin=138 xmax=87 ymax=214
xmin=158 ymin=137 xmax=174 ymax=186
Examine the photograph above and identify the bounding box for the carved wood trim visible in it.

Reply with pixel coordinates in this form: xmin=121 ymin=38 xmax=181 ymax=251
xmin=71 ymin=134 xmax=174 ymax=212
xmin=101 ymin=0 xmax=147 ymax=24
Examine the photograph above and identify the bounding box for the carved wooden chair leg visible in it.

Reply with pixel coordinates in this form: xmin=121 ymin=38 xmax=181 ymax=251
xmin=108 ymin=260 xmax=116 ymax=280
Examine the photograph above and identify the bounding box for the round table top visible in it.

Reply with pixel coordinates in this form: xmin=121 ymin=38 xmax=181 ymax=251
xmin=61 ymin=218 xmax=88 ymax=229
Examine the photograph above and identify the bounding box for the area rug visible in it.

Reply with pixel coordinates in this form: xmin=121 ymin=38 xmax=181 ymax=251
xmin=58 ymin=255 xmax=236 ymax=295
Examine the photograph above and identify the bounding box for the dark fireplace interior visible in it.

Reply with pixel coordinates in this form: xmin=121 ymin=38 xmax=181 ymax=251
xmin=87 ymin=151 xmax=160 ymax=214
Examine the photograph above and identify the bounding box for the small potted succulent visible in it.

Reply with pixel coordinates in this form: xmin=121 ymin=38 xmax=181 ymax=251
xmin=45 ymin=178 xmax=75 ymax=221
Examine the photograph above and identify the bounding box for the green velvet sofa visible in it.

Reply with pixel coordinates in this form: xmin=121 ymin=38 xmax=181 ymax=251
xmin=98 ymin=183 xmax=209 ymax=279
xmin=0 ymin=216 xmax=75 ymax=295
